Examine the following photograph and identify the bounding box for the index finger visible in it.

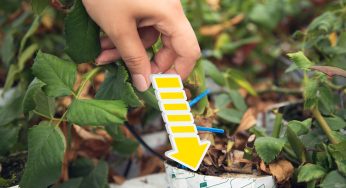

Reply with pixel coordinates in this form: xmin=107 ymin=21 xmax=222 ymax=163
xmin=156 ymin=16 xmax=201 ymax=79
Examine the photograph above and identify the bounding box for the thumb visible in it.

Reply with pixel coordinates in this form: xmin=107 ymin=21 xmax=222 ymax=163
xmin=107 ymin=21 xmax=151 ymax=92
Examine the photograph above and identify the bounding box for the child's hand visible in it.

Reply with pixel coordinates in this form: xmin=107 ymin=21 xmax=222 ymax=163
xmin=82 ymin=0 xmax=201 ymax=91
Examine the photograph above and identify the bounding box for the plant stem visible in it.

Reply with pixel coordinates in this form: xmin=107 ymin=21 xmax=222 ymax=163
xmin=33 ymin=110 xmax=62 ymax=122
xmin=76 ymin=67 xmax=102 ymax=98
xmin=312 ymin=107 xmax=339 ymax=144
xmin=272 ymin=112 xmax=283 ymax=138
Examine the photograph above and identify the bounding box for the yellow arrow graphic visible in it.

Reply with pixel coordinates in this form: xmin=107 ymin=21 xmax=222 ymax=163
xmin=150 ymin=74 xmax=210 ymax=171
xmin=166 ymin=135 xmax=210 ymax=171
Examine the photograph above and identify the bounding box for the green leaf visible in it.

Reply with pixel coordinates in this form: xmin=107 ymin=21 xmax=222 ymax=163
xmin=328 ymin=141 xmax=346 ymax=161
xmin=217 ymin=108 xmax=242 ymax=124
xmin=298 ymin=164 xmax=326 ymax=182
xmin=228 ymin=90 xmax=247 ymax=112
xmin=65 ymin=0 xmax=101 ymax=63
xmin=56 ymin=160 xmax=108 ymax=188
xmin=67 ymin=99 xmax=127 ymax=126
xmin=135 ymin=87 xmax=159 ymax=110
xmin=34 ymin=89 xmax=56 ymax=118
xmin=110 ymin=126 xmax=138 ymax=155
xmin=32 ymin=51 xmax=77 ymax=97
xmin=31 ymin=0 xmax=50 ymax=15
xmin=19 ymin=16 xmax=40 ymax=54
xmin=214 ymin=94 xmax=231 ymax=110
xmin=249 ymin=0 xmax=282 ymax=29
xmin=320 ymin=171 xmax=346 ymax=188
xmin=185 ymin=60 xmax=208 ymax=114
xmin=325 ymin=116 xmax=346 ymax=131
xmin=0 ymin=122 xmax=21 ymax=155
xmin=225 ymin=69 xmax=257 ymax=96
xmin=254 ymin=137 xmax=286 ymax=163
xmin=78 ymin=160 xmax=108 ymax=188
xmin=20 ymin=122 xmax=66 ymax=188
xmin=303 ymin=76 xmax=319 ymax=109
xmin=287 ymin=119 xmax=311 ymax=136
xmin=201 ymin=59 xmax=225 ymax=86
xmin=286 ymin=126 xmax=308 ymax=163
xmin=96 ymin=64 xmax=142 ymax=107
xmin=23 ymin=78 xmax=45 ymax=113
xmin=287 ymin=51 xmax=314 ymax=70
xmin=336 ymin=160 xmax=346 ymax=176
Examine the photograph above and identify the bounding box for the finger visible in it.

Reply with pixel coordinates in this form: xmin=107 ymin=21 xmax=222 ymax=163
xmin=101 ymin=27 xmax=159 ymax=50
xmin=151 ymin=35 xmax=177 ymax=73
xmin=154 ymin=9 xmax=201 ymax=79
xmin=100 ymin=37 xmax=115 ymax=50
xmin=107 ymin=19 xmax=151 ymax=92
xmin=96 ymin=28 xmax=159 ymax=65
xmin=95 ymin=49 xmax=121 ymax=65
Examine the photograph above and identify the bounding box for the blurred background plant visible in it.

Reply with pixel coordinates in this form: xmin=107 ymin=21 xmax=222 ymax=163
xmin=0 ymin=0 xmax=346 ymax=188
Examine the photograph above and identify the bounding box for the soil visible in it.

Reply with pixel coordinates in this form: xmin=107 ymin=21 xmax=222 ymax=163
xmin=0 ymin=152 xmax=27 ymax=188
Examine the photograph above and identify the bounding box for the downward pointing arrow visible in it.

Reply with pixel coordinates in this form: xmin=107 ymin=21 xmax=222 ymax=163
xmin=166 ymin=135 xmax=210 ymax=171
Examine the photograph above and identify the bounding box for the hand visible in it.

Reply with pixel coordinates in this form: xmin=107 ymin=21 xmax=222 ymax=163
xmin=82 ymin=0 xmax=201 ymax=91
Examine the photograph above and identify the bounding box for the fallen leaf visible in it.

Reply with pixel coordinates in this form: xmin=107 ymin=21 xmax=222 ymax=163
xmin=199 ymin=14 xmax=244 ymax=36
xmin=235 ymin=108 xmax=257 ymax=133
xmin=268 ymin=160 xmax=294 ymax=183
xmin=329 ymin=32 xmax=337 ymax=47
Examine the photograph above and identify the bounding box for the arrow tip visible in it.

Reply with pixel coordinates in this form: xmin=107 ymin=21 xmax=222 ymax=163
xmin=166 ymin=138 xmax=210 ymax=171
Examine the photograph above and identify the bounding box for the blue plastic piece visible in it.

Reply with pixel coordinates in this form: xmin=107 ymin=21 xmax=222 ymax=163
xmin=189 ymin=89 xmax=224 ymax=134
xmin=189 ymin=89 xmax=210 ymax=107
xmin=196 ymin=126 xmax=224 ymax=134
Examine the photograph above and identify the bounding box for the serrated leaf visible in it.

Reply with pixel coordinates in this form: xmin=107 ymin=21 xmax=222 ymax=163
xmin=254 ymin=137 xmax=286 ymax=163
xmin=325 ymin=116 xmax=346 ymax=131
xmin=65 ymin=0 xmax=100 ymax=63
xmin=32 ymin=51 xmax=77 ymax=97
xmin=328 ymin=141 xmax=346 ymax=161
xmin=20 ymin=121 xmax=65 ymax=188
xmin=96 ymin=64 xmax=142 ymax=107
xmin=135 ymin=88 xmax=159 ymax=110
xmin=287 ymin=120 xmax=311 ymax=136
xmin=303 ymin=76 xmax=319 ymax=109
xmin=201 ymin=59 xmax=225 ymax=86
xmin=54 ymin=178 xmax=82 ymax=188
xmin=320 ymin=171 xmax=346 ymax=188
xmin=23 ymin=78 xmax=45 ymax=113
xmin=287 ymin=51 xmax=314 ymax=70
xmin=67 ymin=99 xmax=127 ymax=126
xmin=31 ymin=0 xmax=50 ymax=15
xmin=298 ymin=164 xmax=326 ymax=182
xmin=34 ymin=89 xmax=56 ymax=118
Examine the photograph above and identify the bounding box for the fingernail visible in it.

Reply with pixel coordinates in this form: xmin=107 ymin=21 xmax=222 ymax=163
xmin=132 ymin=74 xmax=149 ymax=92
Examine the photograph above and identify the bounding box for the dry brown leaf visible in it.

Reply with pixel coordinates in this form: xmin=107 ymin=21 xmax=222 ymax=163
xmin=268 ymin=160 xmax=294 ymax=183
xmin=140 ymin=156 xmax=164 ymax=176
xmin=260 ymin=160 xmax=270 ymax=173
xmin=311 ymin=65 xmax=346 ymax=78
xmin=235 ymin=108 xmax=257 ymax=133
xmin=199 ymin=14 xmax=244 ymax=36
xmin=73 ymin=125 xmax=106 ymax=141
xmin=112 ymin=175 xmax=125 ymax=185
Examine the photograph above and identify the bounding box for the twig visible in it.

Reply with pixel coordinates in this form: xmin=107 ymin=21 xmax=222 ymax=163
xmin=312 ymin=107 xmax=339 ymax=144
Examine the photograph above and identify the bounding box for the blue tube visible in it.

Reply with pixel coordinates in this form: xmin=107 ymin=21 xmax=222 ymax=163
xmin=196 ymin=126 xmax=224 ymax=134
xmin=189 ymin=89 xmax=224 ymax=134
xmin=189 ymin=89 xmax=210 ymax=107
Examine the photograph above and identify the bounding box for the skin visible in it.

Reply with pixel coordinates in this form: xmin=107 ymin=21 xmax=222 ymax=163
xmin=82 ymin=0 xmax=201 ymax=91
